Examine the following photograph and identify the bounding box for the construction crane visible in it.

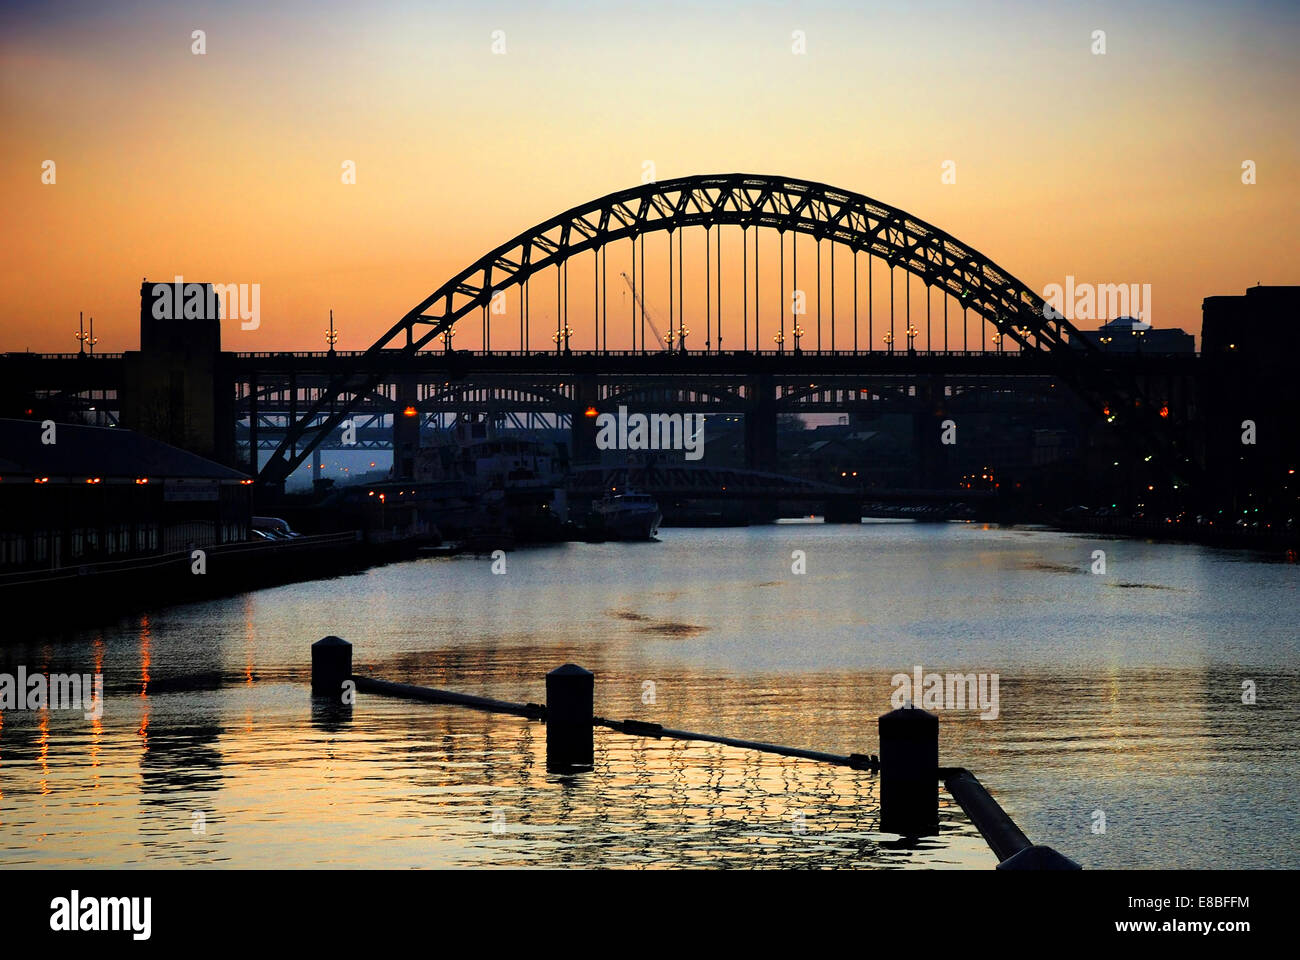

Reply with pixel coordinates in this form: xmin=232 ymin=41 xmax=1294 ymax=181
xmin=619 ymin=272 xmax=669 ymax=351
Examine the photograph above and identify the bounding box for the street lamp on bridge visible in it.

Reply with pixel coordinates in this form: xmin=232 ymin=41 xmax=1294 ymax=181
xmin=75 ymin=315 xmax=99 ymax=356
xmin=991 ymin=331 xmax=1004 ymax=353
xmin=325 ymin=310 xmax=338 ymax=353
xmin=792 ymin=324 xmax=805 ymax=353
xmin=905 ymin=323 xmax=919 ymax=353
xmin=772 ymin=330 xmax=785 ymax=353
xmin=442 ymin=327 xmax=455 ymax=352
xmin=882 ymin=330 xmax=894 ymax=353
xmin=665 ymin=325 xmax=691 ymax=353
xmin=553 ymin=325 xmax=573 ymax=353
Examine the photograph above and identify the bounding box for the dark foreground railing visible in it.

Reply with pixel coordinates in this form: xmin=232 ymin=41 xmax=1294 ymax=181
xmin=312 ymin=635 xmax=1079 ymax=870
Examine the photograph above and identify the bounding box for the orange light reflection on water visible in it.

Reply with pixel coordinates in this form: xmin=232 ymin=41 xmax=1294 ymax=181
xmin=137 ymin=615 xmax=151 ymax=742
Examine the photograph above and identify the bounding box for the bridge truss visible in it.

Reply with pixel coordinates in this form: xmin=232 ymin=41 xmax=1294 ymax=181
xmin=255 ymin=174 xmax=1187 ymax=488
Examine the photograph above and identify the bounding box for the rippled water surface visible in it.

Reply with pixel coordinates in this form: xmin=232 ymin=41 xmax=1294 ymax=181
xmin=1 ymin=522 xmax=1296 ymax=868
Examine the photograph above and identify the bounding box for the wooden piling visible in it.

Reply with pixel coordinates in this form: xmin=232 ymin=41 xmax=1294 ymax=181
xmin=879 ymin=705 xmax=939 ymax=837
xmin=546 ymin=664 xmax=594 ymax=773
xmin=311 ymin=635 xmax=352 ymax=697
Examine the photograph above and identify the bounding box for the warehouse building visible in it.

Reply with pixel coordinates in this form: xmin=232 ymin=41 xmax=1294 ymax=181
xmin=0 ymin=418 xmax=252 ymax=572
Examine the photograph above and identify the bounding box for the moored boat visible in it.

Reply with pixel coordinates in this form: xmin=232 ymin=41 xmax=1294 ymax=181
xmin=590 ymin=491 xmax=661 ymax=540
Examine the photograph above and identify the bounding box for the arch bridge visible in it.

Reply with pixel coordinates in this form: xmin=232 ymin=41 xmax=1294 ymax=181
xmin=231 ymin=173 xmax=1188 ymax=489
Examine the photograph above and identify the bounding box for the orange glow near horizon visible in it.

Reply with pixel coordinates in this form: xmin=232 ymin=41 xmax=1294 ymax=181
xmin=1 ymin=2 xmax=1297 ymax=355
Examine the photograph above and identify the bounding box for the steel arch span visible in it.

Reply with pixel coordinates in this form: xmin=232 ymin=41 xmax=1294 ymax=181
xmin=258 ymin=173 xmax=1170 ymax=487
xmin=393 ymin=172 xmax=1083 ymax=354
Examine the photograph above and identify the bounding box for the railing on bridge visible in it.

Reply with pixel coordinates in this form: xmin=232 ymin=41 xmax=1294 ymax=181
xmin=225 ymin=346 xmax=1199 ymax=362
xmin=230 ymin=348 xmax=1034 ymax=358
xmin=2 ymin=352 xmax=126 ymax=360
xmin=0 ymin=348 xmax=1197 ymax=361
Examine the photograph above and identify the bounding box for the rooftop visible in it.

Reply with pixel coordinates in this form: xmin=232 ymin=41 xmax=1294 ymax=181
xmin=0 ymin=419 xmax=248 ymax=481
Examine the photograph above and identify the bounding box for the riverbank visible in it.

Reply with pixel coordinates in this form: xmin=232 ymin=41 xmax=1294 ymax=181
xmin=1049 ymin=514 xmax=1297 ymax=555
xmin=2 ymin=531 xmax=436 ymax=638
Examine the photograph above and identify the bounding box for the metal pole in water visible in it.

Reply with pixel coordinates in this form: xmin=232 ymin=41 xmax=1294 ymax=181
xmin=311 ymin=635 xmax=352 ymax=697
xmin=546 ymin=664 xmax=594 ymax=773
xmin=879 ymin=705 xmax=939 ymax=837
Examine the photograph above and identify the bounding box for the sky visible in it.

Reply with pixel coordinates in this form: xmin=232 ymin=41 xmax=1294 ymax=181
xmin=2 ymin=0 xmax=1297 ymax=353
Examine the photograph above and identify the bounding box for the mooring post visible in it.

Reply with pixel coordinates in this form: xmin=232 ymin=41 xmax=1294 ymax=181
xmin=312 ymin=635 xmax=352 ymax=697
xmin=879 ymin=705 xmax=939 ymax=837
xmin=546 ymin=663 xmax=594 ymax=773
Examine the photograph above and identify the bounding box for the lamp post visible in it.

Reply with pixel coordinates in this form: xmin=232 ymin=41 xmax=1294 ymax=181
xmin=552 ymin=325 xmax=573 ymax=354
xmin=325 ymin=310 xmax=338 ymax=353
xmin=75 ymin=312 xmax=88 ymax=355
xmin=772 ymin=330 xmax=785 ymax=354
xmin=792 ymin=323 xmax=805 ymax=353
xmin=905 ymin=323 xmax=919 ymax=353
xmin=442 ymin=328 xmax=455 ymax=352
xmin=883 ymin=330 xmax=894 ymax=354
xmin=991 ymin=331 xmax=1004 ymax=354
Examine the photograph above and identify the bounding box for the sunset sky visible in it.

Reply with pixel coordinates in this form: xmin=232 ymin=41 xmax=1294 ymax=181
xmin=2 ymin=0 xmax=1297 ymax=353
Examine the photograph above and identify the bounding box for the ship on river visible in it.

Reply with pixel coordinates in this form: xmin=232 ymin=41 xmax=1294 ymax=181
xmin=590 ymin=490 xmax=661 ymax=540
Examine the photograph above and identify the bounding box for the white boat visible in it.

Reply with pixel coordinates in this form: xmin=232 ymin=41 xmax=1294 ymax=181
xmin=591 ymin=491 xmax=661 ymax=540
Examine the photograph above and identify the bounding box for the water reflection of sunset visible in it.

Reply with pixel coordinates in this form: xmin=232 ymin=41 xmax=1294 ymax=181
xmin=0 ymin=524 xmax=1295 ymax=868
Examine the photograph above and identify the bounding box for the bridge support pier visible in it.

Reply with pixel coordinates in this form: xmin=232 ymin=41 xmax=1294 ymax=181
xmin=823 ymin=497 xmax=862 ymax=524
xmin=744 ymin=374 xmax=778 ymax=473
xmin=122 ymin=280 xmax=236 ymax=467
xmin=570 ymin=374 xmax=600 ymax=465
xmin=393 ymin=375 xmax=419 ymax=480
xmin=912 ymin=376 xmax=953 ymax=490
xmin=248 ymin=372 xmax=259 ymax=475
xmin=744 ymin=375 xmax=780 ymax=521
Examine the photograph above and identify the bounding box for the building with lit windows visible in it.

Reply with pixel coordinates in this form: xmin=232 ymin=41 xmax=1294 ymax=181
xmin=0 ymin=418 xmax=252 ymax=573
xmin=1077 ymin=317 xmax=1195 ymax=353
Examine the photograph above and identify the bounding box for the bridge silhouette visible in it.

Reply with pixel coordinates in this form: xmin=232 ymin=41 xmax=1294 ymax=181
xmin=251 ymin=174 xmax=1189 ymax=492
xmin=2 ymin=173 xmax=1197 ymax=501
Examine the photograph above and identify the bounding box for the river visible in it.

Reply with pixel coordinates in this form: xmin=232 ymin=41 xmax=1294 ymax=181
xmin=1 ymin=521 xmax=1296 ymax=868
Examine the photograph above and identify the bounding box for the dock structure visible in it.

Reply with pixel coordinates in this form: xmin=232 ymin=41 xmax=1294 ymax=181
xmin=311 ymin=635 xmax=1080 ymax=869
